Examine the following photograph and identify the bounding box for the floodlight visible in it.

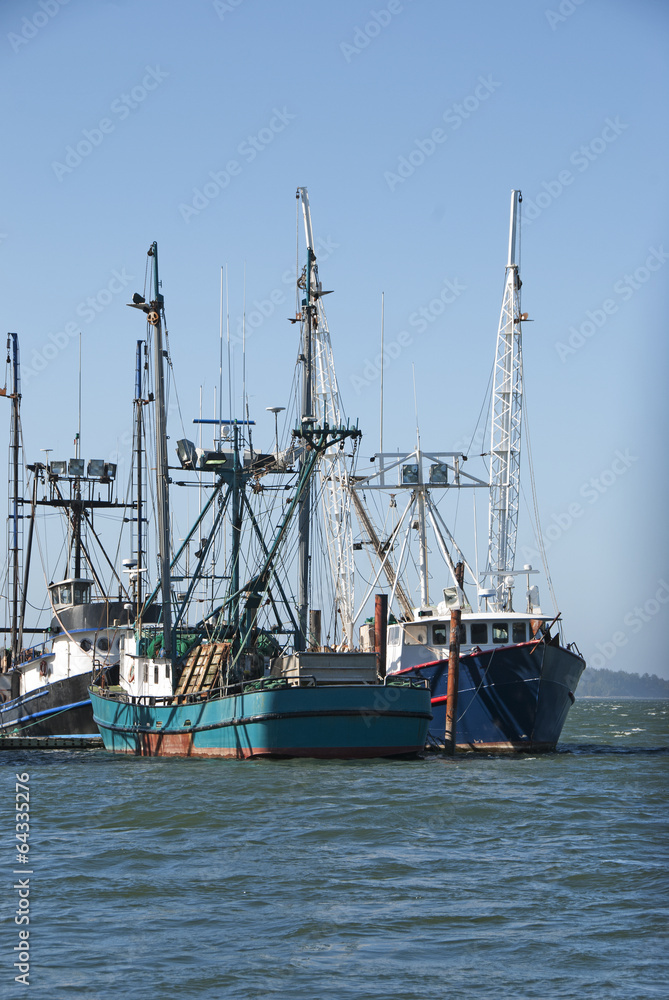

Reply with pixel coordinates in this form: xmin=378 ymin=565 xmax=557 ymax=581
xmin=87 ymin=459 xmax=105 ymax=478
xmin=176 ymin=439 xmax=197 ymax=470
xmin=197 ymin=449 xmax=231 ymax=470
xmin=429 ymin=463 xmax=448 ymax=484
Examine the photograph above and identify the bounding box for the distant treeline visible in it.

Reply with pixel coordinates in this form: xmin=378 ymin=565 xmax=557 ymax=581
xmin=578 ymin=667 xmax=669 ymax=698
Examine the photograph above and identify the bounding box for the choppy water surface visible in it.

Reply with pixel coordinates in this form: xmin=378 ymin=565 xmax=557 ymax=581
xmin=2 ymin=699 xmax=667 ymax=1000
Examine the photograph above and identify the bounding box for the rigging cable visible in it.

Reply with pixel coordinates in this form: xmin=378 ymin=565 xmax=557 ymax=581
xmin=523 ymin=381 xmax=561 ymax=632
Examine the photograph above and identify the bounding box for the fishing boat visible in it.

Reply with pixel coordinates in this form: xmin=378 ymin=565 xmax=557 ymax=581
xmin=0 ymin=334 xmax=147 ymax=736
xmin=90 ymin=237 xmax=431 ymax=758
xmin=351 ymin=191 xmax=585 ymax=751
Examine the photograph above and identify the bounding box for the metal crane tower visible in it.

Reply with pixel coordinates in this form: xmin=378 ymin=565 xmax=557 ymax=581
xmin=486 ymin=190 xmax=525 ymax=610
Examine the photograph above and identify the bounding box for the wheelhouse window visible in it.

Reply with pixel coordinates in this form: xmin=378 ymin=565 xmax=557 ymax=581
xmin=432 ymin=623 xmax=465 ymax=645
xmin=513 ymin=622 xmax=527 ymax=643
xmin=492 ymin=622 xmax=508 ymax=644
xmin=433 ymin=624 xmax=448 ymax=645
xmin=72 ymin=583 xmax=90 ymax=606
xmin=387 ymin=625 xmax=401 ymax=645
xmin=470 ymin=622 xmax=488 ymax=645
xmin=154 ymin=666 xmax=159 ymax=684
xmin=59 ymin=585 xmax=72 ymax=605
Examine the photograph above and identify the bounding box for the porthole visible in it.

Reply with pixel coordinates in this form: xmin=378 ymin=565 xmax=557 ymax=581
xmin=80 ymin=638 xmax=92 ymax=652
xmin=97 ymin=636 xmax=109 ymax=652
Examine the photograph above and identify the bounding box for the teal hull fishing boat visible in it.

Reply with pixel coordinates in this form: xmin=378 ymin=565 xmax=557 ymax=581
xmin=90 ymin=233 xmax=431 ymax=759
xmin=91 ymin=676 xmax=430 ymax=759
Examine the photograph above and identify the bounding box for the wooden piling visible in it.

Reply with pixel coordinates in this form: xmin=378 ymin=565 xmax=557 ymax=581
xmin=444 ymin=607 xmax=461 ymax=754
xmin=309 ymin=609 xmax=321 ymax=651
xmin=374 ymin=593 xmax=388 ymax=678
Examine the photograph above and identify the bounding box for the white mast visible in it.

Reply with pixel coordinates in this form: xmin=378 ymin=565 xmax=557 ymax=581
xmin=487 ymin=190 xmax=524 ymax=610
xmin=297 ymin=187 xmax=356 ymax=648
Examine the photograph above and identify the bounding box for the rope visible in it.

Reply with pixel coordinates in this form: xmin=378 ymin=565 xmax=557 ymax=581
xmin=522 ymin=383 xmax=561 ymax=630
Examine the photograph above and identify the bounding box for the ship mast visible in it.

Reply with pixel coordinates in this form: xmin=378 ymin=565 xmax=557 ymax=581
xmin=297 ymin=187 xmax=356 ymax=647
xmin=486 ymin=190 xmax=524 ymax=610
xmin=296 ymin=244 xmax=314 ymax=651
xmin=5 ymin=333 xmax=23 ymax=662
xmin=134 ymin=340 xmax=144 ymax=611
xmin=129 ymin=243 xmax=172 ymax=660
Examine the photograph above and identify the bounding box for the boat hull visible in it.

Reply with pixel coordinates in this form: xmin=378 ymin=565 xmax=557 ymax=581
xmin=402 ymin=641 xmax=585 ymax=751
xmin=0 ymin=671 xmax=96 ymax=736
xmin=89 ymin=683 xmax=432 ymax=759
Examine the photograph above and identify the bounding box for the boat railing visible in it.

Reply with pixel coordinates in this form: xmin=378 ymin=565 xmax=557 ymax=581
xmin=16 ymin=643 xmax=50 ymax=665
xmin=92 ymin=671 xmax=430 ymax=706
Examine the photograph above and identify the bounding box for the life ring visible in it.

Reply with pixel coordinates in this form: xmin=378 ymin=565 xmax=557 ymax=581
xmin=128 ymin=665 xmax=135 ymax=683
xmin=39 ymin=659 xmax=48 ymax=678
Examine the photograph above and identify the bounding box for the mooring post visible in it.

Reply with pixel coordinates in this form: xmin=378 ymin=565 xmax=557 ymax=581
xmin=444 ymin=607 xmax=461 ymax=754
xmin=374 ymin=593 xmax=388 ymax=678
xmin=309 ymin=609 xmax=321 ymax=650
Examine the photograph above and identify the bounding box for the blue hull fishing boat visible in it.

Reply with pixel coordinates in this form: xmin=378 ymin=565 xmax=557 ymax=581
xmin=393 ymin=641 xmax=584 ymax=751
xmin=352 ymin=190 xmax=585 ymax=751
xmin=90 ymin=236 xmax=431 ymax=759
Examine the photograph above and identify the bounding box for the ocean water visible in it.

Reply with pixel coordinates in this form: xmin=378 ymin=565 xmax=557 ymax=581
xmin=2 ymin=699 xmax=667 ymax=1000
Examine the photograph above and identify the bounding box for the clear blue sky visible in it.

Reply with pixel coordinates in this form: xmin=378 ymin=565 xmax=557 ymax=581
xmin=1 ymin=0 xmax=667 ymax=676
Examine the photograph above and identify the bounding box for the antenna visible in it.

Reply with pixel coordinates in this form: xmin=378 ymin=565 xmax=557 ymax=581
xmin=226 ymin=264 xmax=232 ymax=429
xmin=242 ymin=261 xmax=247 ymax=436
xmin=77 ymin=331 xmax=82 ymax=459
xmin=219 ymin=266 xmax=223 ymax=445
xmin=380 ymin=292 xmax=384 ymax=456
xmin=412 ymin=363 xmax=420 ymax=446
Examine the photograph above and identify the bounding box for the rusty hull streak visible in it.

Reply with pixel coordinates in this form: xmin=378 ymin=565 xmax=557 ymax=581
xmin=123 ymin=733 xmax=423 ymax=759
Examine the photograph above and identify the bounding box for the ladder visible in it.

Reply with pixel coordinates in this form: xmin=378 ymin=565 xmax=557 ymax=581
xmin=174 ymin=642 xmax=230 ymax=698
